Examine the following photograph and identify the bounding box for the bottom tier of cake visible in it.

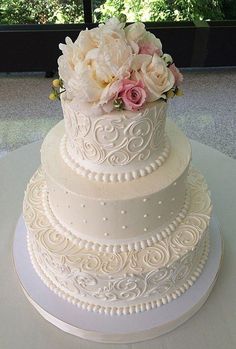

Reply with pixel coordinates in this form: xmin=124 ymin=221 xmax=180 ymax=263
xmin=23 ymin=167 xmax=212 ymax=316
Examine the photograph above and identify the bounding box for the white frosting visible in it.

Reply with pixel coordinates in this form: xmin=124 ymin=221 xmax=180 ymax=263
xmin=61 ymin=96 xmax=169 ymax=181
xmin=41 ymin=185 xmax=190 ymax=252
xmin=61 ymin=134 xmax=170 ymax=182
xmin=41 ymin=120 xmax=191 ymax=242
xmin=23 ymin=93 xmax=212 ymax=316
xmin=23 ymin=167 xmax=212 ymax=315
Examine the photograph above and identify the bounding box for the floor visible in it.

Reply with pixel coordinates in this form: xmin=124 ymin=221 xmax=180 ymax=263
xmin=0 ymin=68 xmax=236 ymax=159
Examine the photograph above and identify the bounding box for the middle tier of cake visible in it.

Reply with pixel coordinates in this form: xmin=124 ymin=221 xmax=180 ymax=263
xmin=40 ymin=119 xmax=191 ymax=251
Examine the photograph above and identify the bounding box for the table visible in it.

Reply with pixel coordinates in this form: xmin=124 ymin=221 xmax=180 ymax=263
xmin=0 ymin=139 xmax=236 ymax=349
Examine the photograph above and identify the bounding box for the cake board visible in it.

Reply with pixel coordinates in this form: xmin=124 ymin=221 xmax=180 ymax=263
xmin=13 ymin=213 xmax=223 ymax=344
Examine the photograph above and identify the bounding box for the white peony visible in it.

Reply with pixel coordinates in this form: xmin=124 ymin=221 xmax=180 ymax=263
xmin=58 ymin=37 xmax=80 ymax=93
xmin=124 ymin=22 xmax=146 ymax=53
xmin=99 ymin=17 xmax=126 ymax=35
xmin=74 ymin=27 xmax=100 ymax=59
xmin=58 ymin=21 xmax=131 ymax=110
xmin=139 ymin=31 xmax=162 ymax=55
xmin=125 ymin=22 xmax=146 ymax=43
xmin=66 ymin=35 xmax=132 ymax=112
xmin=132 ymin=53 xmax=175 ymax=101
xmin=125 ymin=22 xmax=162 ymax=55
xmin=58 ymin=28 xmax=100 ymax=96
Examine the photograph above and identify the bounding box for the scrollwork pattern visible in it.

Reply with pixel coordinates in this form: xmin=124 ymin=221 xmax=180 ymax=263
xmin=64 ymin=101 xmax=167 ymax=167
xmin=139 ymin=244 xmax=170 ymax=269
xmin=75 ymin=112 xmax=91 ymax=138
xmin=150 ymin=105 xmax=166 ymax=149
xmin=62 ymin=103 xmax=78 ymax=140
xmin=29 ymin=233 xmax=208 ymax=304
xmin=94 ymin=117 xmax=124 ymax=147
xmin=61 ymin=134 xmax=170 ymax=182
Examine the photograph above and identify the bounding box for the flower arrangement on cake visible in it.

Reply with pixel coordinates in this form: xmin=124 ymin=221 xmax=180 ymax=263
xmin=49 ymin=16 xmax=183 ymax=116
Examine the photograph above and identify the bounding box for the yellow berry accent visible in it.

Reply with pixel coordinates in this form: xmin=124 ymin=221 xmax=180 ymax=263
xmin=176 ymin=88 xmax=184 ymax=96
xmin=49 ymin=92 xmax=57 ymax=101
xmin=167 ymin=89 xmax=175 ymax=98
xmin=52 ymin=79 xmax=61 ymax=88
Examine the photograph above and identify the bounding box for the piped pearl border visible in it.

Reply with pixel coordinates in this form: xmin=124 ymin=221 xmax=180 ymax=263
xmin=60 ymin=134 xmax=171 ymax=183
xmin=27 ymin=232 xmax=209 ymax=316
xmin=42 ymin=185 xmax=191 ymax=253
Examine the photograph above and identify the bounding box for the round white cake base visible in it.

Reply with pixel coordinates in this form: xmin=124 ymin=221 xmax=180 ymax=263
xmin=13 ymin=214 xmax=223 ymax=344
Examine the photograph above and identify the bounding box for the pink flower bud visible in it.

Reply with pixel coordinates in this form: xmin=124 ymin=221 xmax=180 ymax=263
xmin=118 ymin=79 xmax=147 ymax=111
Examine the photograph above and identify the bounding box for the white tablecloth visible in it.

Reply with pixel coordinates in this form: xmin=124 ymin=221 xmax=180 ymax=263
xmin=0 ymin=139 xmax=236 ymax=349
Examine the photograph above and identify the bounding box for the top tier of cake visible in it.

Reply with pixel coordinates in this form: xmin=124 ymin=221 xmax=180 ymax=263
xmin=61 ymin=96 xmax=170 ymax=183
xmin=56 ymin=17 xmax=183 ymax=182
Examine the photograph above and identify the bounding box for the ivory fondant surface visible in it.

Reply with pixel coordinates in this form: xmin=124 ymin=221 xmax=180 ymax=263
xmin=23 ymin=167 xmax=212 ymax=315
xmin=41 ymin=120 xmax=191 ymax=243
xmin=61 ymin=97 xmax=169 ymax=181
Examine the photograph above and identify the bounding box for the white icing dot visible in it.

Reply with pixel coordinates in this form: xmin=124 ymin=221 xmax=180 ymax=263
xmin=122 ymin=225 xmax=127 ymax=230
xmin=102 ymin=217 xmax=108 ymax=221
xmin=170 ymin=211 xmax=174 ymax=215
xmin=172 ymin=197 xmax=175 ymax=201
xmin=144 ymin=214 xmax=148 ymax=218
xmin=158 ymin=201 xmax=162 ymax=205
xmin=158 ymin=215 xmax=161 ymax=219
xmin=173 ymin=182 xmax=177 ymax=186
xmin=81 ymin=204 xmax=85 ymax=208
xmin=100 ymin=201 xmax=106 ymax=206
xmin=104 ymin=232 xmax=109 ymax=237
xmin=83 ymin=219 xmax=87 ymax=223
xmin=143 ymin=198 xmax=148 ymax=202
xmin=144 ymin=227 xmax=148 ymax=232
xmin=121 ymin=210 xmax=126 ymax=214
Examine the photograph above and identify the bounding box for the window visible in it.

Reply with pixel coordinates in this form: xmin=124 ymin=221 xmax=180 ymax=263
xmin=0 ymin=0 xmax=235 ymax=72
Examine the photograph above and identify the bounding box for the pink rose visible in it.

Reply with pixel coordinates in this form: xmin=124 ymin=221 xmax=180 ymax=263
xmin=118 ymin=79 xmax=147 ymax=111
xmin=169 ymin=63 xmax=183 ymax=87
xmin=138 ymin=42 xmax=162 ymax=56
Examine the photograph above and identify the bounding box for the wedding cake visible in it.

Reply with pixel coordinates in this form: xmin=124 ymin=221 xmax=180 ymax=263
xmin=23 ymin=18 xmax=212 ymax=316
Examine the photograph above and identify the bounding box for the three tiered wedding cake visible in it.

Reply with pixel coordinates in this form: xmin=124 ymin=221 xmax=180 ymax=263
xmin=23 ymin=18 xmax=212 ymax=316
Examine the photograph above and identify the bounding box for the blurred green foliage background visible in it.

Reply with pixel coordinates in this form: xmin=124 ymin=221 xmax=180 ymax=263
xmin=0 ymin=0 xmax=235 ymax=24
